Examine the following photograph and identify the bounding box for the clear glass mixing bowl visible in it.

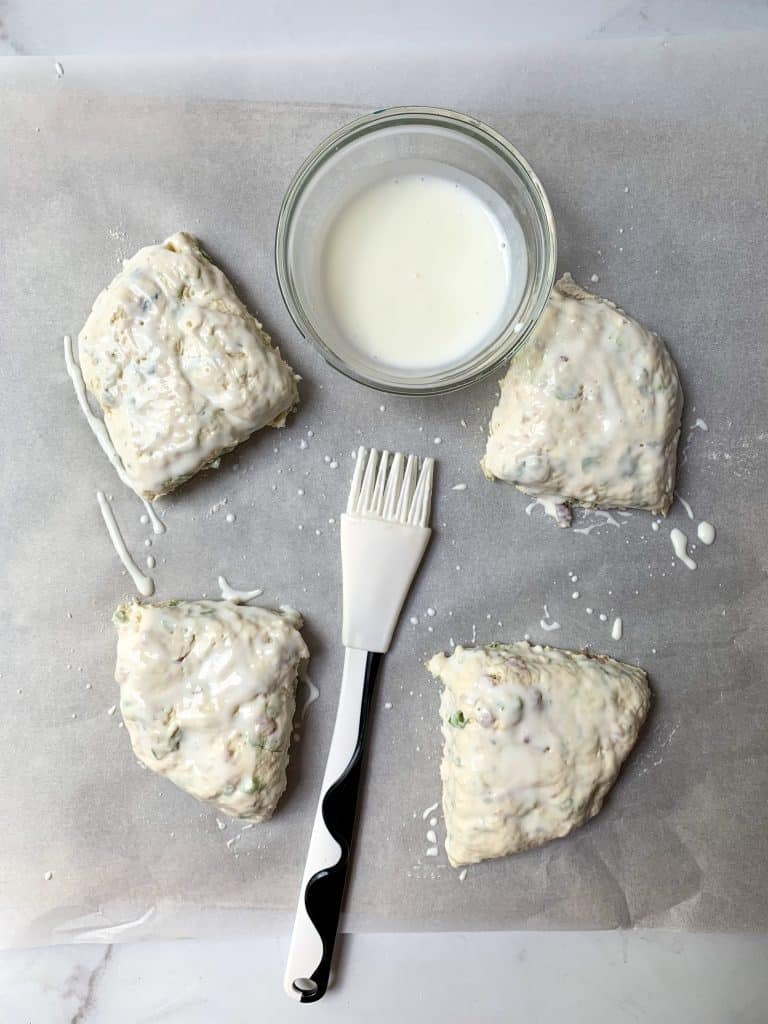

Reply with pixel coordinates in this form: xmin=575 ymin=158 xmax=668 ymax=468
xmin=275 ymin=106 xmax=556 ymax=395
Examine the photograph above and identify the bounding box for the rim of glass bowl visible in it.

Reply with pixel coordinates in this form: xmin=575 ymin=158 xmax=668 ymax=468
xmin=275 ymin=105 xmax=556 ymax=396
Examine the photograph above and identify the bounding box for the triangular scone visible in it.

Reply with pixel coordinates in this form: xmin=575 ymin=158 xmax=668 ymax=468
xmin=79 ymin=232 xmax=299 ymax=500
xmin=114 ymin=600 xmax=309 ymax=821
xmin=427 ymin=642 xmax=650 ymax=867
xmin=482 ymin=274 xmax=683 ymax=523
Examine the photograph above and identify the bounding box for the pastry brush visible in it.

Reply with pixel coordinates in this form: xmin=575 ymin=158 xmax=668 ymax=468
xmin=284 ymin=446 xmax=435 ymax=1002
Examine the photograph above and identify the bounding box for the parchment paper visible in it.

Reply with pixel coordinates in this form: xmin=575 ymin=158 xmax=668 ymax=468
xmin=1 ymin=36 xmax=767 ymax=947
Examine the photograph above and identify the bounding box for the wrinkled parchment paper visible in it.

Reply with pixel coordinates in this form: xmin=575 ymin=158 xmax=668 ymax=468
xmin=1 ymin=36 xmax=766 ymax=946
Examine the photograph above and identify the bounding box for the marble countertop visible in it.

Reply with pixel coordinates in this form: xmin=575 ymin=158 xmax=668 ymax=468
xmin=3 ymin=931 xmax=767 ymax=1023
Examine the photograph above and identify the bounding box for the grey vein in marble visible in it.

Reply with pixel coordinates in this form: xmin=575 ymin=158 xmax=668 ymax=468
xmin=69 ymin=945 xmax=112 ymax=1024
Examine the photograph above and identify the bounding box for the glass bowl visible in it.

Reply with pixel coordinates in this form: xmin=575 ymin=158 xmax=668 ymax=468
xmin=275 ymin=106 xmax=556 ymax=395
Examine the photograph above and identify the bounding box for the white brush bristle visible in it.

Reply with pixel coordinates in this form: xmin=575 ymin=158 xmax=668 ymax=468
xmin=347 ymin=447 xmax=434 ymax=527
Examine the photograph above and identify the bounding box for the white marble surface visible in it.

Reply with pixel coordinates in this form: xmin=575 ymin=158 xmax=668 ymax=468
xmin=2 ymin=0 xmax=768 ymax=57
xmin=2 ymin=931 xmax=767 ymax=1023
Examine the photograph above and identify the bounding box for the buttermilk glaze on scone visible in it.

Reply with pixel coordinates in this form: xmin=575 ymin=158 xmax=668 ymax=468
xmin=114 ymin=600 xmax=309 ymax=821
xmin=78 ymin=232 xmax=299 ymax=500
xmin=483 ymin=274 xmax=683 ymax=523
xmin=427 ymin=642 xmax=650 ymax=867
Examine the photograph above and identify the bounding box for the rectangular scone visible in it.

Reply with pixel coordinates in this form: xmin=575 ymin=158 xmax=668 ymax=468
xmin=78 ymin=232 xmax=299 ymax=500
xmin=427 ymin=642 xmax=650 ymax=867
xmin=114 ymin=600 xmax=309 ymax=821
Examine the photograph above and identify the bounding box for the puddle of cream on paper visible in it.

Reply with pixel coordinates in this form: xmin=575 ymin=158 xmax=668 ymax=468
xmin=670 ymin=528 xmax=697 ymax=570
xmin=96 ymin=491 xmax=154 ymax=596
xmin=217 ymin=575 xmax=264 ymax=603
xmin=141 ymin=499 xmax=166 ymax=535
xmin=697 ymin=521 xmax=716 ymax=545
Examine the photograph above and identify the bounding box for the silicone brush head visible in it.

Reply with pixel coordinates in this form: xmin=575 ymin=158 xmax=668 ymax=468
xmin=341 ymin=447 xmax=435 ymax=653
xmin=346 ymin=447 xmax=434 ymax=525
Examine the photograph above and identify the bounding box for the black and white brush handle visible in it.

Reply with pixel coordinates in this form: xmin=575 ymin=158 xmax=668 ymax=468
xmin=284 ymin=646 xmax=382 ymax=1002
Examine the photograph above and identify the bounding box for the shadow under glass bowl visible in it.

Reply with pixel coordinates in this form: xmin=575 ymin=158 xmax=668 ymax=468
xmin=275 ymin=106 xmax=556 ymax=396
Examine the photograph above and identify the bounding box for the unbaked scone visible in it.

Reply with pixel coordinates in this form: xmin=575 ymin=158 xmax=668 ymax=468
xmin=482 ymin=274 xmax=683 ymax=524
xmin=427 ymin=642 xmax=650 ymax=867
xmin=79 ymin=232 xmax=299 ymax=500
xmin=114 ymin=600 xmax=309 ymax=821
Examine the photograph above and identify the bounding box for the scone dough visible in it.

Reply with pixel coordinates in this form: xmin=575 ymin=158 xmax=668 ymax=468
xmin=483 ymin=274 xmax=683 ymax=520
xmin=427 ymin=642 xmax=650 ymax=867
xmin=114 ymin=600 xmax=309 ymax=821
xmin=79 ymin=232 xmax=299 ymax=500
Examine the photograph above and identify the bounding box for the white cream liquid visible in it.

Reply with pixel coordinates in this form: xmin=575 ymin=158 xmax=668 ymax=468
xmin=321 ymin=172 xmax=525 ymax=373
xmin=217 ymin=575 xmax=264 ymax=603
xmin=96 ymin=491 xmax=154 ymax=597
